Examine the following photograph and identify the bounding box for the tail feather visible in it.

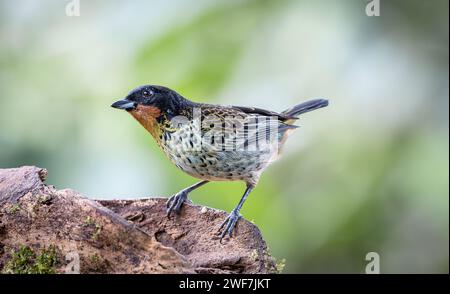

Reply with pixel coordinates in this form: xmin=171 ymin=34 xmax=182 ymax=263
xmin=276 ymin=99 xmax=328 ymax=155
xmin=282 ymin=99 xmax=329 ymax=118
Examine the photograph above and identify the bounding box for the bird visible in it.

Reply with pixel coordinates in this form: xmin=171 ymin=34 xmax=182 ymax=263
xmin=111 ymin=85 xmax=328 ymax=240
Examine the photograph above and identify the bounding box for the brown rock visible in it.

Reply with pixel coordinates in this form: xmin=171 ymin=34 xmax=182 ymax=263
xmin=0 ymin=166 xmax=276 ymax=274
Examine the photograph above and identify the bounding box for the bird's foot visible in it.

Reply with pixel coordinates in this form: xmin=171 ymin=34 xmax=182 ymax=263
xmin=166 ymin=190 xmax=189 ymax=218
xmin=217 ymin=209 xmax=241 ymax=241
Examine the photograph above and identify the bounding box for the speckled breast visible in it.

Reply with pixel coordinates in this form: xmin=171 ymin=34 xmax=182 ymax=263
xmin=159 ymin=121 xmax=276 ymax=183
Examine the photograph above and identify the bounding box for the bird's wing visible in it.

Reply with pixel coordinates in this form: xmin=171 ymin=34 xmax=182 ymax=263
xmin=230 ymin=105 xmax=297 ymax=121
xmin=199 ymin=106 xmax=296 ymax=152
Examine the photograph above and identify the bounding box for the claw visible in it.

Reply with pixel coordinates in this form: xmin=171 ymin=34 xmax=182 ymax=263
xmin=217 ymin=210 xmax=241 ymax=242
xmin=166 ymin=191 xmax=188 ymax=218
xmin=166 ymin=196 xmax=174 ymax=208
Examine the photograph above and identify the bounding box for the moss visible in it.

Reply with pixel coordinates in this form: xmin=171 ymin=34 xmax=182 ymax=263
xmin=83 ymin=217 xmax=102 ymax=241
xmin=2 ymin=245 xmax=34 ymax=274
xmin=8 ymin=203 xmax=20 ymax=214
xmin=38 ymin=194 xmax=53 ymax=205
xmin=83 ymin=216 xmax=95 ymax=226
xmin=90 ymin=253 xmax=100 ymax=264
xmin=260 ymin=248 xmax=279 ymax=273
xmin=89 ymin=253 xmax=103 ymax=270
xmin=34 ymin=246 xmax=58 ymax=274
xmin=92 ymin=224 xmax=102 ymax=241
xmin=85 ymin=253 xmax=110 ymax=273
xmin=2 ymin=245 xmax=58 ymax=274
xmin=249 ymin=249 xmax=259 ymax=261
xmin=275 ymin=258 xmax=286 ymax=274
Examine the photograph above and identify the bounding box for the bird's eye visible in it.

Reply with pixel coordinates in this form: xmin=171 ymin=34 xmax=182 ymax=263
xmin=142 ymin=90 xmax=153 ymax=97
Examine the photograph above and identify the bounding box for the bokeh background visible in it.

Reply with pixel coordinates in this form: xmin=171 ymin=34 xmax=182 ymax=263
xmin=0 ymin=0 xmax=448 ymax=273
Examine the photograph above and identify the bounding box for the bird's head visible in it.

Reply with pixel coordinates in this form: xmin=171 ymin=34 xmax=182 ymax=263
xmin=111 ymin=85 xmax=187 ymax=115
xmin=112 ymin=85 xmax=188 ymax=136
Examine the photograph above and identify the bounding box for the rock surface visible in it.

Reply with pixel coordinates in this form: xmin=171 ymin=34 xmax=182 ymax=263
xmin=0 ymin=166 xmax=276 ymax=274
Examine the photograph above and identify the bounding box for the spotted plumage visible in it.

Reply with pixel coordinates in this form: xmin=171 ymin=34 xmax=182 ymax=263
xmin=112 ymin=85 xmax=328 ymax=240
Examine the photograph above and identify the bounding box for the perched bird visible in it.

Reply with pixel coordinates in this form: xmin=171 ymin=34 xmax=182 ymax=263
xmin=112 ymin=85 xmax=328 ymax=240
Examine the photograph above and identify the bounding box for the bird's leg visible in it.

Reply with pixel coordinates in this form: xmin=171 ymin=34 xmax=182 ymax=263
xmin=218 ymin=184 xmax=254 ymax=241
xmin=166 ymin=180 xmax=209 ymax=217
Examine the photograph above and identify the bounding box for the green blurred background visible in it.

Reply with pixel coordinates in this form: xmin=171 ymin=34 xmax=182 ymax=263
xmin=0 ymin=0 xmax=448 ymax=273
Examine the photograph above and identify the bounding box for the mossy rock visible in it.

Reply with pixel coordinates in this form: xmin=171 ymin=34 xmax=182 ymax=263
xmin=2 ymin=245 xmax=58 ymax=274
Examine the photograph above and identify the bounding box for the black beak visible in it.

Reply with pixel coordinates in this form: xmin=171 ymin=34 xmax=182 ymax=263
xmin=111 ymin=99 xmax=136 ymax=111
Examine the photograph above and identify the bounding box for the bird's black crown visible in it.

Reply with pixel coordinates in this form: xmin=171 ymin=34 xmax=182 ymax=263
xmin=112 ymin=85 xmax=190 ymax=113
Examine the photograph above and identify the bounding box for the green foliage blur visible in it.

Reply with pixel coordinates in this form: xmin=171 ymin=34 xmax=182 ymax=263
xmin=0 ymin=0 xmax=448 ymax=273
